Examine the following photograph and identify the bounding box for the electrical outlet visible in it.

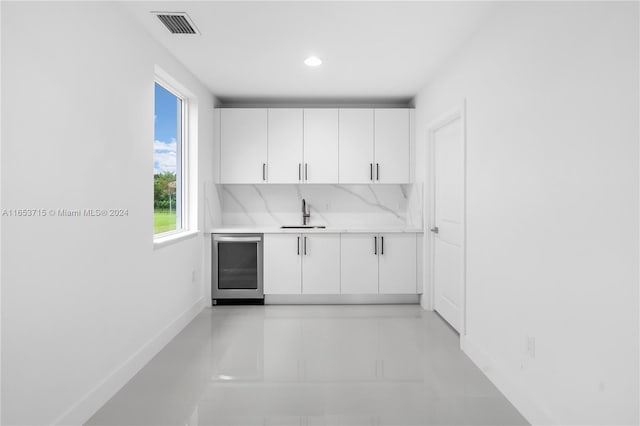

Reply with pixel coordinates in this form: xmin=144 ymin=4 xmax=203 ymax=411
xmin=526 ymin=336 xmax=536 ymax=359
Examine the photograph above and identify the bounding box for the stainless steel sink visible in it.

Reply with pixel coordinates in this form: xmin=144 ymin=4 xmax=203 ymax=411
xmin=280 ymin=225 xmax=327 ymax=229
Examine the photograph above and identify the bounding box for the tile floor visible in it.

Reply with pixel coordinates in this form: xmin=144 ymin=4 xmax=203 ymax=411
xmin=88 ymin=305 xmax=528 ymax=425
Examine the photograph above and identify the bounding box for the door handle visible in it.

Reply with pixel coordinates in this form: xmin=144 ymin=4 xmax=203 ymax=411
xmin=376 ymin=163 xmax=380 ymax=181
xmin=304 ymin=236 xmax=308 ymax=255
xmin=381 ymin=236 xmax=384 ymax=255
xmin=430 ymin=227 xmax=439 ymax=234
xmin=262 ymin=163 xmax=267 ymax=181
xmin=374 ymin=236 xmax=377 ymax=255
xmin=214 ymin=236 xmax=261 ymax=242
xmin=305 ymin=163 xmax=308 ymax=181
xmin=298 ymin=163 xmax=302 ymax=181
xmin=297 ymin=236 xmax=300 ymax=255
xmin=370 ymin=163 xmax=373 ymax=181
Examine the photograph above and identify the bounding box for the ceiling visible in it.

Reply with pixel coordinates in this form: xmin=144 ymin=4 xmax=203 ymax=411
xmin=121 ymin=1 xmax=497 ymax=104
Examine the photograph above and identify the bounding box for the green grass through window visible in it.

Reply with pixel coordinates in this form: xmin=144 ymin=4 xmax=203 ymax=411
xmin=154 ymin=209 xmax=177 ymax=234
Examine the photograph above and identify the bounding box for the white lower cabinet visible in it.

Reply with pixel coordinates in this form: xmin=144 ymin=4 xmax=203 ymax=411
xmin=378 ymin=233 xmax=417 ymax=294
xmin=265 ymin=232 xmax=417 ymax=295
xmin=340 ymin=233 xmax=417 ymax=295
xmin=301 ymin=234 xmax=341 ymax=294
xmin=263 ymin=233 xmax=340 ymax=295
xmin=263 ymin=234 xmax=302 ymax=294
xmin=340 ymin=234 xmax=379 ymax=294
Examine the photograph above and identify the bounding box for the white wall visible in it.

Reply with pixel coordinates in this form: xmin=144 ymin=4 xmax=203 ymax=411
xmin=2 ymin=2 xmax=214 ymax=424
xmin=0 ymin=1 xmax=3 ymax=421
xmin=414 ymin=2 xmax=638 ymax=424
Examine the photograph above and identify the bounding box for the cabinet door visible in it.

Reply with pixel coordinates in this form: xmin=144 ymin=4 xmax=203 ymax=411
xmin=340 ymin=233 xmax=379 ymax=294
xmin=378 ymin=233 xmax=417 ymax=294
xmin=267 ymin=109 xmax=303 ymax=183
xmin=303 ymin=109 xmax=339 ymax=183
xmin=220 ymin=109 xmax=268 ymax=183
xmin=263 ymin=234 xmax=302 ymax=294
xmin=339 ymin=109 xmax=374 ymax=184
xmin=374 ymin=109 xmax=410 ymax=184
xmin=301 ymin=234 xmax=340 ymax=294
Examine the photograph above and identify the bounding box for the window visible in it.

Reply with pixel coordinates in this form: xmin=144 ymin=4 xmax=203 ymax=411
xmin=154 ymin=80 xmax=186 ymax=235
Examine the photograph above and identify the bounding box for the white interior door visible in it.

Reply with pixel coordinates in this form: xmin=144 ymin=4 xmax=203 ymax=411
xmin=432 ymin=114 xmax=464 ymax=332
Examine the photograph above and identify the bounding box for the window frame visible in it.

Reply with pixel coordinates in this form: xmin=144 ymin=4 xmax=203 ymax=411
xmin=153 ymin=68 xmax=197 ymax=246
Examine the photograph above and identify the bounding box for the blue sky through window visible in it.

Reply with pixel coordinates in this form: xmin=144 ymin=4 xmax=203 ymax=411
xmin=154 ymin=83 xmax=179 ymax=174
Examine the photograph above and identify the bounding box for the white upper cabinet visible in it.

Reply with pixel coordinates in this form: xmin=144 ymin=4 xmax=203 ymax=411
xmin=303 ymin=109 xmax=339 ymax=183
xmin=374 ymin=109 xmax=410 ymax=184
xmin=218 ymin=107 xmax=411 ymax=184
xmin=339 ymin=109 xmax=375 ymax=184
xmin=339 ymin=108 xmax=411 ymax=184
xmin=220 ymin=108 xmax=268 ymax=183
xmin=378 ymin=233 xmax=417 ymax=294
xmin=267 ymin=109 xmax=303 ymax=183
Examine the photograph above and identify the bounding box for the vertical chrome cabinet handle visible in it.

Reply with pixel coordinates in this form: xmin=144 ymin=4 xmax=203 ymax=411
xmin=374 ymin=236 xmax=377 ymax=255
xmin=370 ymin=163 xmax=373 ymax=181
xmin=305 ymin=163 xmax=308 ymax=181
xmin=304 ymin=236 xmax=307 ymax=255
xmin=381 ymin=236 xmax=384 ymax=255
xmin=298 ymin=163 xmax=302 ymax=181
xmin=262 ymin=163 xmax=267 ymax=181
xmin=376 ymin=163 xmax=380 ymax=181
xmin=297 ymin=236 xmax=300 ymax=255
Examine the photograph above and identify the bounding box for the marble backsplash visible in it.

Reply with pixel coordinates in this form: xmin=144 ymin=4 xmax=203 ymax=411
xmin=210 ymin=184 xmax=423 ymax=228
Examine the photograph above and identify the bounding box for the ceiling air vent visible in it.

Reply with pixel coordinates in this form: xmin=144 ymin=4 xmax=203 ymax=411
xmin=153 ymin=12 xmax=199 ymax=35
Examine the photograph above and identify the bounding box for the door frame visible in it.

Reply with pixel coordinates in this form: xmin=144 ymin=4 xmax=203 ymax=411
xmin=426 ymin=101 xmax=467 ymax=336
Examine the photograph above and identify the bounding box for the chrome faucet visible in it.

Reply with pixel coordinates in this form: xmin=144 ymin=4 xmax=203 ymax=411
xmin=302 ymin=199 xmax=310 ymax=225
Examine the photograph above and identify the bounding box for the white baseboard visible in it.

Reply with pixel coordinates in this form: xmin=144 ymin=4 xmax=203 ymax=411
xmin=419 ymin=293 xmax=431 ymax=310
xmin=52 ymin=297 xmax=206 ymax=425
xmin=460 ymin=335 xmax=555 ymax=426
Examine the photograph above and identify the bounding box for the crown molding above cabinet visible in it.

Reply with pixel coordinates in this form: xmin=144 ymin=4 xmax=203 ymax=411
xmin=216 ymin=107 xmax=414 ymax=185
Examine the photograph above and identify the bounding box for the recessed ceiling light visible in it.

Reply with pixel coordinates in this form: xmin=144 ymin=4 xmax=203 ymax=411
xmin=304 ymin=56 xmax=322 ymax=67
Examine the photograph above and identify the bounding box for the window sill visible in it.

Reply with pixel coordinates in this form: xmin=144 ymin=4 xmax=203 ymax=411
xmin=153 ymin=230 xmax=200 ymax=250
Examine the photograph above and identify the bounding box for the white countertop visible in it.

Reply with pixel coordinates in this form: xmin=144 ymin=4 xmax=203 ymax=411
xmin=209 ymin=226 xmax=423 ymax=234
